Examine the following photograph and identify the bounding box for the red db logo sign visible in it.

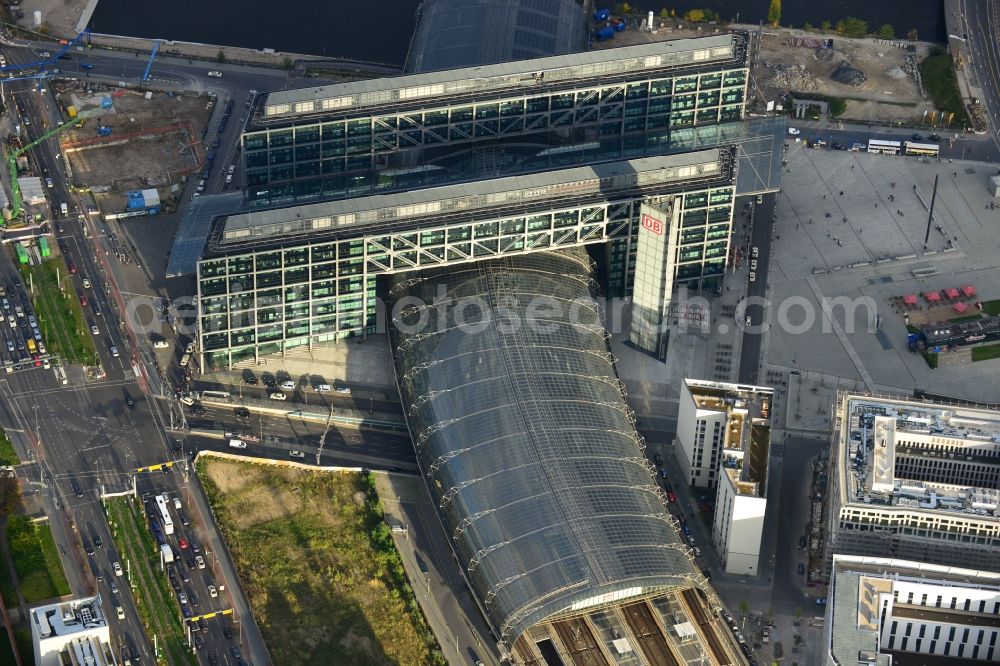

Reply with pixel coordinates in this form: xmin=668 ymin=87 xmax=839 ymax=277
xmin=641 ymin=214 xmax=663 ymax=235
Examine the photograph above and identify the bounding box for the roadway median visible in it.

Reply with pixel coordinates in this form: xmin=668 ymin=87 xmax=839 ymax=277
xmin=191 ymin=393 xmax=408 ymax=433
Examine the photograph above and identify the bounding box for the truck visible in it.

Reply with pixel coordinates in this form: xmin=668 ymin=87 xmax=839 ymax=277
xmin=160 ymin=543 xmax=174 ymax=563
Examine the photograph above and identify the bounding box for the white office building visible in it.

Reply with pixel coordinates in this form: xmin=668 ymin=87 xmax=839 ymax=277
xmin=826 ymin=393 xmax=1000 ymax=572
xmin=29 ymin=596 xmax=115 ymax=666
xmin=674 ymin=378 xmax=773 ymax=575
xmin=824 ymin=555 xmax=1000 ymax=665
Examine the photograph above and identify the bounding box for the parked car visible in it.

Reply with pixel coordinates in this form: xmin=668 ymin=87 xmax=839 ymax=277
xmin=290 ymin=450 xmax=306 ymax=458
xmin=269 ymin=391 xmax=287 ymax=401
xmin=207 ymin=70 xmax=223 ymax=78
xmin=787 ymin=127 xmax=801 ymax=135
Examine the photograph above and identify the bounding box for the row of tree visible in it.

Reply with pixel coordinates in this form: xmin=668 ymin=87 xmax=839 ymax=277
xmin=767 ymin=0 xmax=918 ymax=40
xmin=619 ymin=0 xmax=920 ymax=39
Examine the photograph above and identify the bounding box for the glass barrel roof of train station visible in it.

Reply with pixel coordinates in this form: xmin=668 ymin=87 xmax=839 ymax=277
xmin=389 ymin=248 xmax=698 ymax=647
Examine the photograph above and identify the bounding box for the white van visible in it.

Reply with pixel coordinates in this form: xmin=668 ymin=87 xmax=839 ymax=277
xmin=179 ymin=353 xmax=191 ymax=367
xmin=60 ymin=202 xmax=68 ymax=215
xmin=172 ymin=497 xmax=182 ymax=510
xmin=228 ymin=439 xmax=246 ymax=449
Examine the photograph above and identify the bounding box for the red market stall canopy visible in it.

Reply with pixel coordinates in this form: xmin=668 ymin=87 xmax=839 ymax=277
xmin=953 ymin=301 xmax=969 ymax=314
xmin=924 ymin=291 xmax=941 ymax=302
xmin=944 ymin=287 xmax=960 ymax=299
xmin=902 ymin=294 xmax=918 ymax=306
xmin=962 ymin=284 xmax=977 ymax=297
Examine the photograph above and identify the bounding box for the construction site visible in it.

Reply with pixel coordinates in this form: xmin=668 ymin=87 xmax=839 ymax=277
xmin=53 ymin=82 xmax=212 ymax=216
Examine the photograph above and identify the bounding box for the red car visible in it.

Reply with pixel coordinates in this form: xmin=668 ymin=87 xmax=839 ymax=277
xmin=667 ymin=492 xmax=676 ymax=502
xmin=80 ymin=295 xmax=88 ymax=307
xmin=178 ymin=537 xmax=189 ymax=550
xmin=68 ymin=263 xmax=77 ymax=274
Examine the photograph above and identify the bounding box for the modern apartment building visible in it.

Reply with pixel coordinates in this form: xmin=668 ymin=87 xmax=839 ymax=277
xmin=825 ymin=393 xmax=1000 ymax=572
xmin=824 ymin=555 xmax=1000 ymax=665
xmin=674 ymin=378 xmax=773 ymax=574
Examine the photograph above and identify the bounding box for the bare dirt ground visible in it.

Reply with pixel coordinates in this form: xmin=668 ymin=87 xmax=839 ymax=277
xmin=594 ymin=20 xmax=937 ymax=124
xmin=57 ymin=85 xmax=211 ymax=212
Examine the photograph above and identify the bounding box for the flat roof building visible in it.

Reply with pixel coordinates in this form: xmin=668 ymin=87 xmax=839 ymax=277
xmin=824 ymin=555 xmax=1000 ymax=665
xmin=674 ymin=378 xmax=773 ymax=575
xmin=825 ymin=393 xmax=1000 ymax=573
xmin=29 ymin=596 xmax=115 ymax=666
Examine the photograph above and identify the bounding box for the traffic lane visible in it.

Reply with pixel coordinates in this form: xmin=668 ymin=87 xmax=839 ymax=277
xmin=136 ymin=477 xmax=239 ymax=659
xmin=738 ymin=194 xmax=774 ymax=385
xmin=187 ymin=433 xmax=418 ymax=472
xmin=198 ymin=383 xmax=402 ymax=414
xmin=189 ymin=403 xmax=412 ymax=449
xmin=77 ymin=499 xmax=155 ymax=662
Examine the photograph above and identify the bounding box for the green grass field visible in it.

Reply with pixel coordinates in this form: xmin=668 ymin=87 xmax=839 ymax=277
xmin=6 ymin=516 xmax=69 ymax=604
xmin=199 ymin=459 xmax=444 ymax=666
xmin=0 ymin=627 xmax=33 ymax=666
xmin=106 ymin=497 xmax=197 ymax=666
xmin=17 ymin=255 xmax=97 ymax=366
xmin=972 ymin=344 xmax=1000 ymax=362
xmin=920 ymin=52 xmax=970 ymax=128
xmin=982 ymin=299 xmax=1000 ymax=316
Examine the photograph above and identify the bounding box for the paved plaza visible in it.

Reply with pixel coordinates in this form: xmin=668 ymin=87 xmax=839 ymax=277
xmin=766 ymin=144 xmax=1000 ymax=402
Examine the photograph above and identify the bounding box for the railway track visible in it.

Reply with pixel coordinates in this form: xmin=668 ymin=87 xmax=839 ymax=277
xmin=681 ymin=588 xmax=731 ymax=665
xmin=621 ymin=601 xmax=680 ymax=666
xmin=552 ymin=618 xmax=610 ymax=666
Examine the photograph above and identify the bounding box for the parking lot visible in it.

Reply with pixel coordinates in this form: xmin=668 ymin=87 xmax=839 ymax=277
xmin=0 ymin=270 xmax=54 ymax=371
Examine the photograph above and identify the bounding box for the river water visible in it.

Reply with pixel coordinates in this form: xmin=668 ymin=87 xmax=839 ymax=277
xmin=87 ymin=0 xmax=945 ymax=67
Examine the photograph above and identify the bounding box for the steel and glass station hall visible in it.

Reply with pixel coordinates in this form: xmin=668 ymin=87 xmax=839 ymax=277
xmin=186 ymin=0 xmax=781 ymax=659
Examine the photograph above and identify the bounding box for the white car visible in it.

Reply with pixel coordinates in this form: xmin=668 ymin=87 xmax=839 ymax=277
xmin=91 ymin=325 xmax=99 ymax=335
xmin=207 ymin=70 xmax=223 ymax=78
xmin=279 ymin=380 xmax=295 ymax=390
xmin=116 ymin=605 xmax=125 ymax=619
xmin=269 ymin=391 xmax=287 ymax=401
xmin=82 ymin=278 xmax=91 ymax=289
xmin=153 ymin=340 xmax=168 ymax=349
xmin=44 ymin=177 xmax=53 ymax=189
xmin=315 ymin=384 xmax=331 ymax=392
xmin=113 ymin=561 xmax=123 ymax=576
xmin=208 ymin=584 xmax=217 ymax=598
xmin=196 ymin=556 xmax=205 ymax=570
xmin=335 ymin=386 xmax=351 ymax=394
xmin=788 ymin=127 xmax=801 ymax=135
xmin=110 ymin=346 xmax=119 ymax=357
xmin=289 ymin=450 xmax=306 ymax=458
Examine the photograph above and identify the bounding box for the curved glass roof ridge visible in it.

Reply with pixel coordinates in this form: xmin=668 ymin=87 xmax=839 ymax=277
xmin=390 ymin=248 xmax=698 ymax=647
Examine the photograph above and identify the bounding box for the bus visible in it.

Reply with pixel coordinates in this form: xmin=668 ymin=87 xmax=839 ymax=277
xmin=867 ymin=139 xmax=902 ymax=155
xmin=198 ymin=390 xmax=231 ymax=401
xmin=904 ymin=141 xmax=939 ymax=157
xmin=154 ymin=494 xmax=174 ymax=535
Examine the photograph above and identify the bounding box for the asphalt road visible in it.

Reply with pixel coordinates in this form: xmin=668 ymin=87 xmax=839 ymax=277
xmin=738 ymin=192 xmax=774 ymax=385
xmin=960 ymin=0 xmax=1000 ymax=153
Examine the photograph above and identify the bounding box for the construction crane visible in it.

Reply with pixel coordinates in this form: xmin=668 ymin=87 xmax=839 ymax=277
xmin=5 ymin=106 xmax=102 ymax=220
xmin=142 ymin=40 xmax=160 ymax=82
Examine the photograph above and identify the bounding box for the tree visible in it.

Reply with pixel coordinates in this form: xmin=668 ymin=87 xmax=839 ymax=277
xmin=821 ymin=20 xmax=832 ymax=31
xmin=0 ymin=475 xmax=21 ymax=517
xmin=907 ymin=28 xmax=919 ymax=41
xmin=684 ymin=8 xmax=705 ymax=22
xmin=767 ymin=0 xmax=781 ymax=27
xmin=878 ymin=24 xmax=895 ymax=39
xmin=659 ymin=8 xmax=670 ymax=19
xmin=836 ymin=17 xmax=868 ymax=38
xmin=282 ymin=57 xmax=294 ymax=70
xmin=794 ymin=606 xmax=803 ymax=621
xmin=794 ymin=633 xmax=803 ymax=646
xmin=739 ymin=599 xmax=751 ymax=617
xmin=216 ymin=50 xmax=226 ymax=64
xmin=803 ymin=22 xmax=813 ymax=31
